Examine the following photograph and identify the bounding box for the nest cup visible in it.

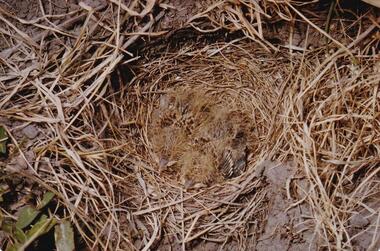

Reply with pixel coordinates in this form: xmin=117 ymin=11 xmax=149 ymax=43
xmin=105 ymin=42 xmax=286 ymax=247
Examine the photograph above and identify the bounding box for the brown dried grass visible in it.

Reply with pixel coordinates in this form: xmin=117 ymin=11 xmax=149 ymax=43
xmin=0 ymin=0 xmax=379 ymax=250
xmin=104 ymin=43 xmax=282 ymax=249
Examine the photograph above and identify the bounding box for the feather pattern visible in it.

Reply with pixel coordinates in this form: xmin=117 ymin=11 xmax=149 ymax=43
xmin=219 ymin=133 xmax=247 ymax=178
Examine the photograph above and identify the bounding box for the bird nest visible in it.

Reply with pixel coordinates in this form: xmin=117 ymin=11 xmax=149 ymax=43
xmin=103 ymin=42 xmax=286 ymax=248
xmin=100 ymin=29 xmax=380 ymax=248
xmin=149 ymin=87 xmax=254 ymax=186
xmin=1 ymin=0 xmax=380 ymax=250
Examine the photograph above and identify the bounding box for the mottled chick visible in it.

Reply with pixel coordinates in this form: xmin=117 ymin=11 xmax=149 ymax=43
xmin=218 ymin=131 xmax=248 ymax=178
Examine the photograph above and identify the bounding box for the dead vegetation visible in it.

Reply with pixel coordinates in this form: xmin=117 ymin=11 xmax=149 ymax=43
xmin=0 ymin=0 xmax=379 ymax=250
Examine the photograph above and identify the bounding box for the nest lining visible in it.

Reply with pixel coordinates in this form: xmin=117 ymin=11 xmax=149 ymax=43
xmin=103 ymin=42 xmax=288 ymax=248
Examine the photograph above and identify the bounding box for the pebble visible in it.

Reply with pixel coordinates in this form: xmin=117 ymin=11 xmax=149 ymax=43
xmin=22 ymin=125 xmax=39 ymax=139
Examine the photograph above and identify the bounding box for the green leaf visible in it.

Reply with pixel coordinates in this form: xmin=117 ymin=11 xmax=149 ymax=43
xmin=55 ymin=221 xmax=75 ymax=251
xmin=6 ymin=243 xmax=20 ymax=251
xmin=16 ymin=206 xmax=40 ymax=229
xmin=14 ymin=227 xmax=27 ymax=243
xmin=1 ymin=220 xmax=13 ymax=233
xmin=25 ymin=214 xmax=55 ymax=238
xmin=0 ymin=126 xmax=8 ymax=155
xmin=37 ymin=191 xmax=55 ymax=210
xmin=13 ymin=215 xmax=56 ymax=251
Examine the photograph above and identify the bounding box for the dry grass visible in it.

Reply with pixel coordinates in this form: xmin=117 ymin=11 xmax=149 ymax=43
xmin=0 ymin=0 xmax=379 ymax=250
xmin=276 ymin=32 xmax=380 ymax=250
xmin=104 ymin=43 xmax=283 ymax=249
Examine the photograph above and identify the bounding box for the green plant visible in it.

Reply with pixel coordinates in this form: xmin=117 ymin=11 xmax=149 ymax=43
xmin=0 ymin=126 xmax=8 ymax=156
xmin=0 ymin=191 xmax=74 ymax=251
